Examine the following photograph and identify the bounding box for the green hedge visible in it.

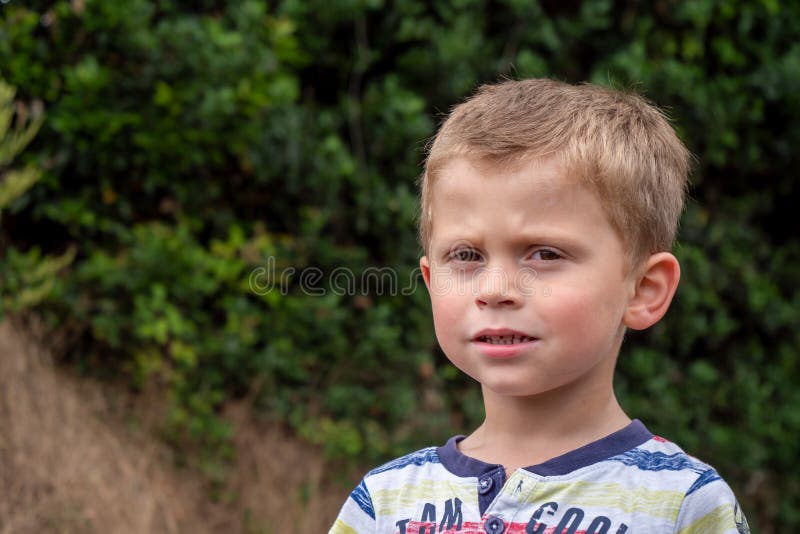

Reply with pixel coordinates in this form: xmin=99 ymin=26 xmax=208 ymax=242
xmin=1 ymin=0 xmax=798 ymax=528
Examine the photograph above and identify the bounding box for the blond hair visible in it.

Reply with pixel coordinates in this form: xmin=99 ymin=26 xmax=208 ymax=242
xmin=419 ymin=78 xmax=691 ymax=266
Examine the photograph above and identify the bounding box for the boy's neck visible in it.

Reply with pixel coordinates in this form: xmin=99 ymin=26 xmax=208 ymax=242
xmin=459 ymin=380 xmax=630 ymax=473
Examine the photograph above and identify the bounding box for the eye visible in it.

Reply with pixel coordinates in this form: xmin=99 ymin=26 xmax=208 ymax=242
xmin=449 ymin=247 xmax=482 ymax=262
xmin=530 ymin=248 xmax=561 ymax=261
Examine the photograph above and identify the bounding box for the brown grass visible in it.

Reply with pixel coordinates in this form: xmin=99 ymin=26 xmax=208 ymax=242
xmin=0 ymin=320 xmax=353 ymax=533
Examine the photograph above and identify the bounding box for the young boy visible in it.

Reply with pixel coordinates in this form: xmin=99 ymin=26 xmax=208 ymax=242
xmin=330 ymin=79 xmax=749 ymax=533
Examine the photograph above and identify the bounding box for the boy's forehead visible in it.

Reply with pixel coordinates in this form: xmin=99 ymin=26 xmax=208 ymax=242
xmin=426 ymin=155 xmax=628 ymax=253
xmin=431 ymin=156 xmax=582 ymax=204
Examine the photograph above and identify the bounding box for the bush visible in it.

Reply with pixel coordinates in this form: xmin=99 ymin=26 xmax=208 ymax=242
xmin=0 ymin=77 xmax=75 ymax=314
xmin=1 ymin=0 xmax=797 ymax=528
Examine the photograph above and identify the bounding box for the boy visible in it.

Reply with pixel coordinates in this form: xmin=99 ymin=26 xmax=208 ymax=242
xmin=330 ymin=79 xmax=749 ymax=533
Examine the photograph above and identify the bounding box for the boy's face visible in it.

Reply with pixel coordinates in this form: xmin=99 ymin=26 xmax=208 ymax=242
xmin=420 ymin=157 xmax=639 ymax=400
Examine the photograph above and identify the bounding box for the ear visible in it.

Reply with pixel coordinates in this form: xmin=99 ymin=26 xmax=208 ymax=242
xmin=623 ymin=252 xmax=681 ymax=330
xmin=420 ymin=255 xmax=432 ymax=291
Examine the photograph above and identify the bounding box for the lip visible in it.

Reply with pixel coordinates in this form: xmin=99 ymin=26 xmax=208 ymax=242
xmin=471 ymin=328 xmax=538 ymax=359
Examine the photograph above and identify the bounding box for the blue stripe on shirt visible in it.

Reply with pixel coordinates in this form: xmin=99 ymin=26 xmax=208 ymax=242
xmin=610 ymin=448 xmax=706 ymax=474
xmin=368 ymin=447 xmax=440 ymax=476
xmin=686 ymin=468 xmax=722 ymax=496
xmin=349 ymin=480 xmax=375 ymax=520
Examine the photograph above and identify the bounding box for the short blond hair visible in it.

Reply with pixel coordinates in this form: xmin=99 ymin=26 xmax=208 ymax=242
xmin=419 ymin=78 xmax=691 ymax=266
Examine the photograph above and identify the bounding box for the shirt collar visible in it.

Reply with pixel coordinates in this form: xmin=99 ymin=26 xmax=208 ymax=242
xmin=436 ymin=419 xmax=653 ymax=478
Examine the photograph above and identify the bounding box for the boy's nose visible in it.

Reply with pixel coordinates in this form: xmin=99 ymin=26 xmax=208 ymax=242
xmin=474 ymin=267 xmax=523 ymax=309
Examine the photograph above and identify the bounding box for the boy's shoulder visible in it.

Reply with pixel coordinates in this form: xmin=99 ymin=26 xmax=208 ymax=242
xmin=627 ymin=435 xmax=749 ymax=532
xmin=362 ymin=445 xmax=444 ymax=482
xmin=607 ymin=432 xmax=725 ymax=485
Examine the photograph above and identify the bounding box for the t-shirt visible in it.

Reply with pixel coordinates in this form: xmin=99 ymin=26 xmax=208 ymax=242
xmin=330 ymin=420 xmax=749 ymax=533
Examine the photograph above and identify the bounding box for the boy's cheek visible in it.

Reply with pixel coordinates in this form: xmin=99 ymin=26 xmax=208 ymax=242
xmin=430 ymin=298 xmax=461 ymax=326
xmin=425 ymin=265 xmax=458 ymax=298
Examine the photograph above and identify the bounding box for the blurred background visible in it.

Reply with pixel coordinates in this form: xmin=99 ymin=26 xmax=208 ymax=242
xmin=1 ymin=0 xmax=798 ymax=532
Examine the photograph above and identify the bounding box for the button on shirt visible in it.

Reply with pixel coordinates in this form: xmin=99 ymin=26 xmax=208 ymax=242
xmin=484 ymin=515 xmax=506 ymax=534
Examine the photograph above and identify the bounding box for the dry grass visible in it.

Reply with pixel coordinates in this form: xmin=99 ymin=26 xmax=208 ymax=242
xmin=0 ymin=320 xmax=352 ymax=533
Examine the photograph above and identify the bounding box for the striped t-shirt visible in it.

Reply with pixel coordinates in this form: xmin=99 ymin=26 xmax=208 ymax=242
xmin=330 ymin=420 xmax=749 ymax=533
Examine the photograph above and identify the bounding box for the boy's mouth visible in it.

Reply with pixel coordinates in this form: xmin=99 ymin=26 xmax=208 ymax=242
xmin=476 ymin=334 xmax=536 ymax=345
xmin=472 ymin=329 xmax=537 ymax=345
